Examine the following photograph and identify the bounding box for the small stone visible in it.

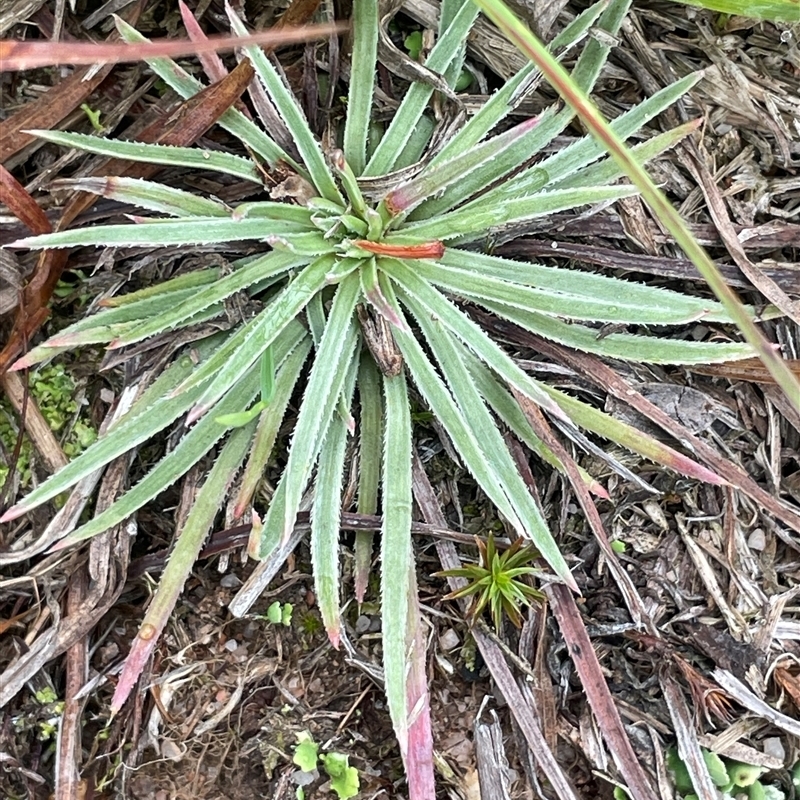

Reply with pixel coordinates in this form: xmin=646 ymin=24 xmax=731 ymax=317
xmin=220 ymin=573 xmax=242 ymax=589
xmin=223 ymin=638 xmax=238 ymax=652
xmin=748 ymin=529 xmax=766 ymax=551
xmin=355 ymin=615 xmax=371 ymax=634
xmin=763 ymin=737 xmax=785 ymax=761
xmin=439 ymin=628 xmax=460 ymax=651
xmin=161 ymin=739 xmax=183 ymax=761
xmin=291 ymin=770 xmax=318 ymax=787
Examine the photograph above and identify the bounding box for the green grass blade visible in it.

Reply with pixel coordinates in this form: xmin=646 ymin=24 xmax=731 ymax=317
xmin=343 ymin=0 xmax=379 ymax=175
xmin=115 ymin=16 xmax=297 ymax=170
xmin=281 ymin=273 xmax=362 ymax=540
xmin=475 ymin=299 xmax=754 ymax=364
xmin=671 ymin=0 xmax=799 ymax=21
xmin=28 ymin=129 xmax=261 ymax=182
xmin=226 ymin=7 xmax=343 ymax=204
xmin=473 ymin=0 xmax=800 ymax=408
xmin=380 ymin=367 xmax=414 ymax=750
xmin=411 ymin=304 xmax=573 ymax=586
xmin=549 ymin=120 xmax=700 ymax=191
xmin=480 ymin=74 xmax=702 ymax=204
xmin=543 ymin=76 xmax=702 ymax=188
xmin=110 ymin=419 xmax=257 ymax=714
xmin=363 ymin=2 xmax=480 ymax=176
xmin=400 ymin=185 xmax=637 ymax=242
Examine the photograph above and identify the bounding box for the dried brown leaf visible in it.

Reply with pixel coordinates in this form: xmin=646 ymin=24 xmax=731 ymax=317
xmin=0 ymin=22 xmax=346 ymax=70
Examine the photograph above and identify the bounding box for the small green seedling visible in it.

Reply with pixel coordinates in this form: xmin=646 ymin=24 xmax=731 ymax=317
xmin=293 ymin=732 xmax=319 ymax=771
xmin=292 ymin=732 xmax=360 ymax=800
xmin=321 ymin=752 xmax=360 ymax=800
xmin=667 ymin=747 xmax=782 ymax=800
xmin=404 ymin=30 xmax=423 ymax=60
xmin=437 ymin=534 xmax=544 ymax=630
xmin=265 ymin=601 xmax=293 ymax=626
xmin=80 ymin=103 xmax=104 ymax=132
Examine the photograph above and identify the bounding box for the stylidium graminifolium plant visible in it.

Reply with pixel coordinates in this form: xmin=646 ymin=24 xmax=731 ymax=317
xmin=2 ymin=0 xmax=764 ymax=779
xmin=437 ymin=534 xmax=545 ymax=631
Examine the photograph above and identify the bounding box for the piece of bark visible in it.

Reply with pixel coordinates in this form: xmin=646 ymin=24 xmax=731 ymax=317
xmin=475 ymin=708 xmax=513 ymax=800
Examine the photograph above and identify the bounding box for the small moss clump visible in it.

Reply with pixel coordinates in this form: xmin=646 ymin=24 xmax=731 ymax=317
xmin=0 ymin=363 xmax=97 ymax=486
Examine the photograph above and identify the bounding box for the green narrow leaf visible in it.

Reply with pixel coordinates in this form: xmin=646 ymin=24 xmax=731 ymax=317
xmin=260 ymin=346 xmax=276 ymax=404
xmin=380 ymin=367 xmax=414 ymax=750
xmin=383 ymin=116 xmax=540 ymax=218
xmin=1 ymin=342 xmax=215 ymax=521
xmin=182 ymin=255 xmax=337 ymax=419
xmin=411 ymin=0 xmax=630 ymax=220
xmin=363 ymin=1 xmax=480 ymax=176
xmin=354 ymin=354 xmax=382 ymax=601
xmin=281 ymin=273 xmax=362 ymax=540
xmin=393 ymin=115 xmax=436 ymax=171
xmin=234 ymin=337 xmax=312 ymax=516
xmin=460 ymin=350 xmax=606 ymax=495
xmin=428 ymin=0 xmax=608 ymax=168
xmin=11 ymin=216 xmax=312 ymax=250
xmin=53 ymin=324 xmax=309 ymax=547
xmin=54 ymin=361 xmax=254 ymax=546
xmin=226 ymin=7 xmax=344 ymax=204
xmin=110 ymin=419 xmax=257 ymax=714
xmin=539 ymin=383 xmax=727 ymax=484
xmin=404 ymin=290 xmax=574 ymax=587
xmin=400 ymin=185 xmax=637 ymax=242
xmin=29 ymin=304 xmax=223 ymax=351
xmin=381 ymin=281 xmax=525 ymax=533
xmin=28 ymin=129 xmax=261 ymax=183
xmin=672 ymin=0 xmax=799 ymax=22
xmin=54 ymin=176 xmax=232 ymax=218
xmin=473 ymin=0 xmax=800 ymax=408
xmin=415 ymin=257 xmax=736 ymax=325
xmin=115 ymin=16 xmax=298 ymax=170
xmin=437 ymin=247 xmax=741 ymax=321
xmin=107 ymin=250 xmax=305 ymax=349
xmin=311 ymin=361 xmax=358 ymax=647
xmin=379 ymin=259 xmax=568 ymax=421
xmin=476 ymin=298 xmax=754 ymax=364
xmin=548 ymin=120 xmax=701 ymax=191
xmin=480 ymin=73 xmax=702 ymax=204
xmin=343 ymin=0 xmax=379 ymax=175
